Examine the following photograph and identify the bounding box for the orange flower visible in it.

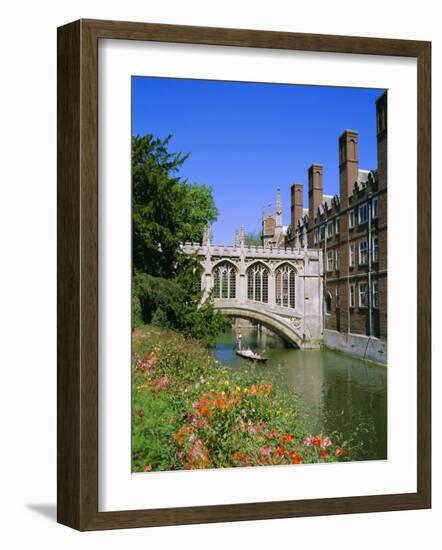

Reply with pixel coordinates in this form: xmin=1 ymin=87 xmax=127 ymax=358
xmin=261 ymin=383 xmax=271 ymax=395
xmin=214 ymin=395 xmax=226 ymax=408
xmin=335 ymin=447 xmax=347 ymax=457
xmin=290 ymin=450 xmax=303 ymax=464
xmin=275 ymin=445 xmax=286 ymax=459
xmin=232 ymin=451 xmax=248 ymax=464
xmin=281 ymin=433 xmax=294 ymax=444
xmin=194 ymin=395 xmax=213 ymax=417
xmin=173 ymin=424 xmax=194 ymax=446
xmin=319 ymin=449 xmax=329 ymax=458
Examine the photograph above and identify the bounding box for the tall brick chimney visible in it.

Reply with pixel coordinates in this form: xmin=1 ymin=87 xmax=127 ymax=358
xmin=308 ymin=164 xmax=323 ymax=223
xmin=339 ymin=130 xmax=359 ymax=203
xmin=376 ymin=92 xmax=387 ymax=189
xmin=291 ymin=183 xmax=304 ymax=230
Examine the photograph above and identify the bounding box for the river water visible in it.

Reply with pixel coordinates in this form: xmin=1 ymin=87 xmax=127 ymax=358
xmin=213 ymin=328 xmax=387 ymax=461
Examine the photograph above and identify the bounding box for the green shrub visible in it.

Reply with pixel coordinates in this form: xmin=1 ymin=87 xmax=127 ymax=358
xmin=132 ymin=272 xmax=229 ymax=344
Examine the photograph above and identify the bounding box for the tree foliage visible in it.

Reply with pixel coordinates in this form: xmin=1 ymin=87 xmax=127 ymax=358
xmin=244 ymin=230 xmax=262 ymax=246
xmin=132 ymin=134 xmax=228 ymax=343
xmin=132 ymin=134 xmax=218 ymax=278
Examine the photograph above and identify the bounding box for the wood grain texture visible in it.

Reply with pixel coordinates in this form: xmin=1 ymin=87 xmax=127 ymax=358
xmin=57 ymin=19 xmax=431 ymax=531
xmin=57 ymin=20 xmax=81 ymax=529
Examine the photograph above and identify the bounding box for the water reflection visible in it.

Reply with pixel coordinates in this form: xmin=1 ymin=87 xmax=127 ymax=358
xmin=213 ymin=328 xmax=387 ymax=461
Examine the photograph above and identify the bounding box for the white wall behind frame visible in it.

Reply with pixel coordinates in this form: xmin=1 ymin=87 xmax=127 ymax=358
xmin=1 ymin=1 xmax=439 ymax=549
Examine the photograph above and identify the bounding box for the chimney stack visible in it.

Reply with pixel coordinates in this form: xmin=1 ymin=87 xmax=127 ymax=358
xmin=376 ymin=92 xmax=387 ymax=189
xmin=308 ymin=164 xmax=323 ymax=223
xmin=291 ymin=183 xmax=304 ymax=230
xmin=339 ymin=130 xmax=359 ymax=203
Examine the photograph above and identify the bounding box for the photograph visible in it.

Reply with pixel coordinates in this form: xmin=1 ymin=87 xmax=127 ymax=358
xmin=130 ymin=77 xmax=388 ymax=473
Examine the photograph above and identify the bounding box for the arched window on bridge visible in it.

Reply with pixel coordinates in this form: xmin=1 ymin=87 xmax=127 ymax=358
xmin=213 ymin=262 xmax=236 ymax=299
xmin=275 ymin=264 xmax=296 ymax=308
xmin=247 ymin=263 xmax=269 ymax=303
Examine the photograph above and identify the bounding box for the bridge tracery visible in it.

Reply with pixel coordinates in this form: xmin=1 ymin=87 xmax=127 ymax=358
xmin=247 ymin=262 xmax=269 ymax=303
xmin=275 ymin=263 xmax=296 ymax=309
xmin=212 ymin=260 xmax=237 ymax=299
xmin=182 ymin=237 xmax=323 ymax=349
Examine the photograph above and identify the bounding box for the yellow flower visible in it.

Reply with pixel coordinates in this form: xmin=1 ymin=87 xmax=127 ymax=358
xmin=224 ymin=380 xmax=229 ymax=386
xmin=236 ymin=386 xmax=241 ymax=392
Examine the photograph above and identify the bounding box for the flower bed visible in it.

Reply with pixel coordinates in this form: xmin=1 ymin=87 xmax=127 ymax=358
xmin=132 ymin=326 xmax=349 ymax=472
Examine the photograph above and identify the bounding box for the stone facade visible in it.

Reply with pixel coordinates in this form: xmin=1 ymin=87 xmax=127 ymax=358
xmin=181 ymin=228 xmax=323 ymax=349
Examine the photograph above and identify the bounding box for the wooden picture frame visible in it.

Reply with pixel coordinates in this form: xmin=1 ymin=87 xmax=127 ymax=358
xmin=57 ymin=18 xmax=431 ymax=530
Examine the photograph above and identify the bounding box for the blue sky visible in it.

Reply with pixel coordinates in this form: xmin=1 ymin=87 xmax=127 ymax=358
xmin=132 ymin=77 xmax=384 ymax=244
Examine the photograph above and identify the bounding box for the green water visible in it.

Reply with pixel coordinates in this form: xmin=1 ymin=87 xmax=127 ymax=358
xmin=213 ymin=328 xmax=387 ymax=461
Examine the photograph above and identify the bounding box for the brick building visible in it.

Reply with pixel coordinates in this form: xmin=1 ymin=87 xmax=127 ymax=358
xmin=285 ymin=92 xmax=387 ymax=362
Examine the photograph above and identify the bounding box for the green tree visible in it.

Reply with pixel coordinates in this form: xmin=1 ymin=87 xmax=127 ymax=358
xmin=244 ymin=230 xmax=262 ymax=246
xmin=132 ymin=134 xmax=228 ymax=343
xmin=132 ymin=134 xmax=218 ymax=278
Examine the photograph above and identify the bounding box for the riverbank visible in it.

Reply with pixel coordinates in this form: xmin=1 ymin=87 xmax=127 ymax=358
xmin=132 ymin=325 xmax=350 ymax=472
xmin=323 ymin=329 xmax=388 ymax=365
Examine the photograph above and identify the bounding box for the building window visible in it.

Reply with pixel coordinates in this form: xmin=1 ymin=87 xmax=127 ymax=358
xmin=327 ymin=221 xmax=333 ymax=239
xmin=326 ymin=250 xmax=333 ymax=272
xmin=349 ymin=243 xmax=356 ymax=267
xmin=359 ymin=203 xmax=368 ymax=224
xmin=247 ymin=263 xmax=269 ymax=303
xmin=349 ymin=284 xmax=355 ymax=308
xmin=372 ymin=280 xmax=379 ymax=308
xmin=349 ymin=209 xmax=355 ymax=229
xmin=373 ymin=236 xmax=379 ymax=262
xmin=335 ymin=216 xmax=340 ymax=235
xmin=325 ymin=291 xmax=332 ymax=315
xmin=359 ymin=283 xmax=368 ymax=308
xmin=314 ymin=228 xmax=319 ymax=244
xmin=275 ymin=264 xmax=296 ymax=308
xmin=319 ymin=224 xmax=325 ymax=242
xmin=359 ymin=240 xmax=368 ymax=265
xmin=372 ymin=197 xmax=379 ymax=219
xmin=336 ymin=287 xmax=340 ymax=309
xmin=335 ymin=248 xmax=340 ymax=271
xmin=213 ymin=262 xmax=236 ymax=299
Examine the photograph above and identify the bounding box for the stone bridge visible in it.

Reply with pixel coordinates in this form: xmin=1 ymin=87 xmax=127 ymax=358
xmin=181 ymin=231 xmax=324 ymax=349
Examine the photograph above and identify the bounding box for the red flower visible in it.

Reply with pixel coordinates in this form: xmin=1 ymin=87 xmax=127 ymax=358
xmin=319 ymin=450 xmax=329 ymax=458
xmin=281 ymin=433 xmax=294 ymax=444
xmin=290 ymin=451 xmax=303 ymax=464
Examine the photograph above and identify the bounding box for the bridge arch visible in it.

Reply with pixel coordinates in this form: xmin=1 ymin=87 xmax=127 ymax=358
xmin=214 ymin=303 xmax=304 ymax=349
